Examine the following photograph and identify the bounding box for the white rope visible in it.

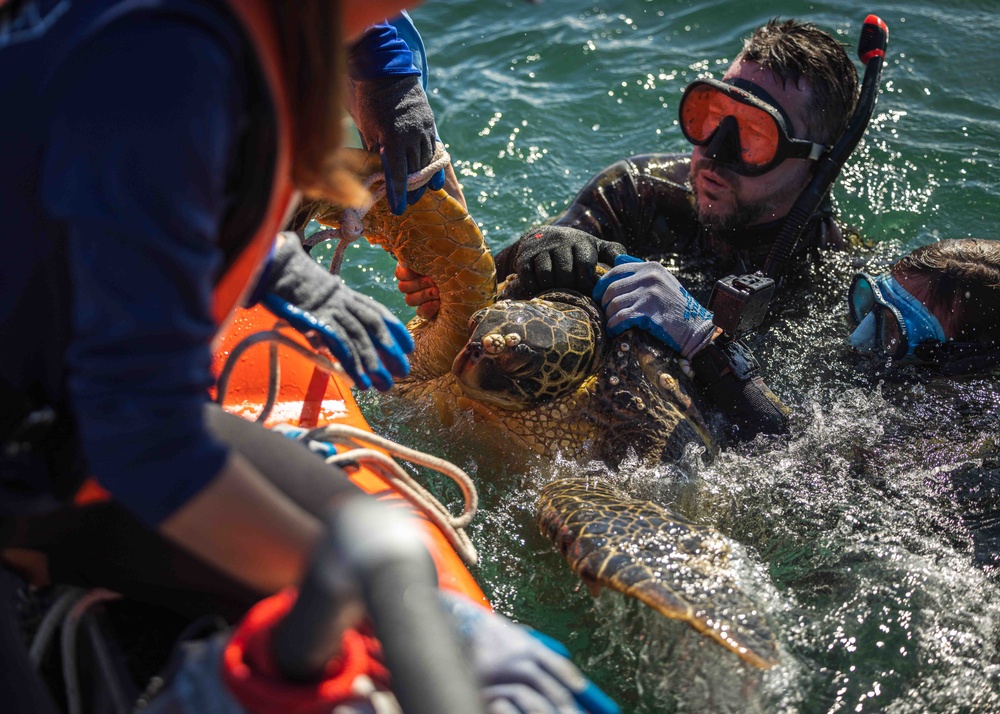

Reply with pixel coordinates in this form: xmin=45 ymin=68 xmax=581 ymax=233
xmin=320 ymin=142 xmax=452 ymax=275
xmin=301 ymin=423 xmax=479 ymax=567
xmin=29 ymin=586 xmax=87 ymax=667
xmin=59 ymin=589 xmax=122 ymax=714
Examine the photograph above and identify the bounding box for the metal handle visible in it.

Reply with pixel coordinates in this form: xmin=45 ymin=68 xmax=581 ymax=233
xmin=271 ymin=495 xmax=486 ymax=714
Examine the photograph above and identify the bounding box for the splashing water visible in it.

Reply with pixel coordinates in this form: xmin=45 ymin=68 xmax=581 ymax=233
xmin=344 ymin=1 xmax=1000 ymax=710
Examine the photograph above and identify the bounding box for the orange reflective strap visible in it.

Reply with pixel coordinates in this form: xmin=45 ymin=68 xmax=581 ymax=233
xmin=212 ymin=1 xmax=298 ymax=327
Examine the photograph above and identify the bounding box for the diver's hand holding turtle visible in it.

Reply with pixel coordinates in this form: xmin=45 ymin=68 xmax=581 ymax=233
xmin=512 ymin=225 xmax=627 ymax=295
xmin=396 ymin=263 xmax=441 ymax=320
xmin=592 ymin=255 xmax=717 ymax=358
xmin=261 ymin=233 xmax=414 ymax=391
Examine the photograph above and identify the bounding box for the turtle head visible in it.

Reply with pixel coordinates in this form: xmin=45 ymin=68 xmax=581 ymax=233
xmin=452 ymin=290 xmax=606 ymax=411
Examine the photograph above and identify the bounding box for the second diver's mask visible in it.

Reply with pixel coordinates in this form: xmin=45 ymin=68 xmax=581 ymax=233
xmin=679 ymin=77 xmax=828 ymax=176
xmin=847 ymin=272 xmax=946 ymax=361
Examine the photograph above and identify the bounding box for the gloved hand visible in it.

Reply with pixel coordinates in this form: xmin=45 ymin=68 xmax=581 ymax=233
xmin=512 ymin=225 xmax=626 ymax=295
xmin=262 ymin=233 xmax=414 ymax=391
xmin=592 ymin=255 xmax=716 ymax=359
xmin=441 ymin=593 xmax=620 ymax=714
xmin=350 ymin=74 xmax=446 ymax=216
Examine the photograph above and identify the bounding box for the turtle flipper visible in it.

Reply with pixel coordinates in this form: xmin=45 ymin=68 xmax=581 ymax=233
xmin=536 ymin=478 xmax=779 ymax=669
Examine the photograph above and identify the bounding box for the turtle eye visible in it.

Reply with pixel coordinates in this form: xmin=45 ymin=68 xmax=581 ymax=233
xmin=468 ymin=311 xmax=485 ymax=334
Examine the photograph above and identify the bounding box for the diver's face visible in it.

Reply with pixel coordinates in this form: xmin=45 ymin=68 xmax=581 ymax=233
xmin=848 ymin=269 xmax=954 ymax=361
xmin=690 ymin=60 xmax=816 ymax=232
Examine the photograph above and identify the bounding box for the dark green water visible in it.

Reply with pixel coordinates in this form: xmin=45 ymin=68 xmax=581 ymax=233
xmin=341 ymin=2 xmax=1000 ymax=711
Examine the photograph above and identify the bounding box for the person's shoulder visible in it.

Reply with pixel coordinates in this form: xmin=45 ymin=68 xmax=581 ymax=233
xmin=819 ymin=216 xmax=873 ymax=254
xmin=581 ymin=153 xmax=691 ymax=190
xmin=625 ymin=153 xmax=691 ymax=177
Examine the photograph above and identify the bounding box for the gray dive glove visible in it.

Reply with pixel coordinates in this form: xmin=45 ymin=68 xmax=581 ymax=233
xmin=592 ymin=255 xmax=716 ymax=359
xmin=440 ymin=593 xmax=620 ymax=714
xmin=261 ymin=233 xmax=414 ymax=391
xmin=349 ymin=74 xmax=446 ymax=216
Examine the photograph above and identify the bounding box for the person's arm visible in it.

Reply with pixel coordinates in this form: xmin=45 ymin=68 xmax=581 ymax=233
xmin=493 ymin=154 xmax=695 ymax=292
xmin=38 ymin=14 xmax=331 ymax=589
xmin=160 ymin=453 xmax=321 ymax=593
xmin=593 ymin=258 xmax=789 ymax=439
xmin=348 ymin=20 xmax=445 ymax=215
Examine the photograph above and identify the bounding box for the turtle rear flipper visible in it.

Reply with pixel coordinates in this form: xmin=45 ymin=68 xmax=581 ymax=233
xmin=536 ymin=478 xmax=779 ymax=669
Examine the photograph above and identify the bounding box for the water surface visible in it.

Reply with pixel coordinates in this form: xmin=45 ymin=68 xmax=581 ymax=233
xmin=342 ymin=2 xmax=1000 ymax=711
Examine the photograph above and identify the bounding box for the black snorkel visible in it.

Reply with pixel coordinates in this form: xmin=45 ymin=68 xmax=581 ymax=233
xmin=706 ymin=15 xmax=890 ymax=337
xmin=762 ymin=14 xmax=890 ymax=283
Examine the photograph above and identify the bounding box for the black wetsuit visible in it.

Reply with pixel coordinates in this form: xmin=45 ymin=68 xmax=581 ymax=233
xmin=496 ymin=153 xmax=853 ymax=439
xmin=496 ymin=153 xmax=849 ymax=304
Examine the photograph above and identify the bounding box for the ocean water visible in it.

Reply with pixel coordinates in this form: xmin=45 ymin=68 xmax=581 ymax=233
xmin=339 ymin=2 xmax=1000 ymax=712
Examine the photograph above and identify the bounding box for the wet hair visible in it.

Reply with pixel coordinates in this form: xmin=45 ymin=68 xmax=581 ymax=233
xmin=737 ymin=19 xmax=859 ymax=146
xmin=273 ymin=2 xmax=367 ymax=208
xmin=892 ymin=239 xmax=1000 ymax=344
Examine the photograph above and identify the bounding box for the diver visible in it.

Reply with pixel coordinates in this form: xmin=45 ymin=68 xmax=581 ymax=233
xmin=402 ymin=19 xmax=863 ymax=311
xmin=847 ymin=238 xmax=1000 ymax=376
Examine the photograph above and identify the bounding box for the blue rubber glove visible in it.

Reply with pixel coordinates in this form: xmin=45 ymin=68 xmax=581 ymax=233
xmin=592 ymin=255 xmax=716 ymax=359
xmin=349 ymin=73 xmax=446 ymax=215
xmin=441 ymin=593 xmax=621 ymax=714
xmin=261 ymin=234 xmax=414 ymax=391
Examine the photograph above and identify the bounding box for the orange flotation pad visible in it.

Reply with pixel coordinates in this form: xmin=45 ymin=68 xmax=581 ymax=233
xmin=211 ymin=304 xmax=488 ymax=607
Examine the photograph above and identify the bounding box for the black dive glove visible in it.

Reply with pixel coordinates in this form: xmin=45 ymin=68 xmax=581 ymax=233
xmin=512 ymin=225 xmax=626 ymax=295
xmin=261 ymin=234 xmax=414 ymax=391
xmin=349 ymin=74 xmax=445 ymax=216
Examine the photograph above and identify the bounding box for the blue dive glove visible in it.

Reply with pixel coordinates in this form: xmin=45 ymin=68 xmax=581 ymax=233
xmin=441 ymin=593 xmax=620 ymax=714
xmin=261 ymin=233 xmax=414 ymax=390
xmin=592 ymin=255 xmax=716 ymax=359
xmin=349 ymin=73 xmax=446 ymax=215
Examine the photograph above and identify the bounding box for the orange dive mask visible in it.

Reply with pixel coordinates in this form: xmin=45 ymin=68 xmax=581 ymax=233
xmin=679 ymin=78 xmax=828 ymax=176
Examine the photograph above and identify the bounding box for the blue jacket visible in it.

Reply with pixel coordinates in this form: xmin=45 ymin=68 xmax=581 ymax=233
xmin=0 ymin=0 xmax=417 ymax=525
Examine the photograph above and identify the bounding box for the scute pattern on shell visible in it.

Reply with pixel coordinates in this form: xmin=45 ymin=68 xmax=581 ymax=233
xmin=537 ymin=478 xmax=779 ymax=669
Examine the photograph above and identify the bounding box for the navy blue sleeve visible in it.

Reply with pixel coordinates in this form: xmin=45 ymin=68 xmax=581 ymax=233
xmin=39 ymin=16 xmax=240 ymax=525
xmin=348 ymin=20 xmax=420 ymax=80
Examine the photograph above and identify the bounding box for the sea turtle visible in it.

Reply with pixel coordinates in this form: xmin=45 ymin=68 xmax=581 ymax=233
xmin=310 ymin=151 xmax=779 ymax=668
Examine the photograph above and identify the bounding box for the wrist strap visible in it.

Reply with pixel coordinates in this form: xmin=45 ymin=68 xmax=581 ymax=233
xmin=690 ymin=338 xmax=759 ymax=386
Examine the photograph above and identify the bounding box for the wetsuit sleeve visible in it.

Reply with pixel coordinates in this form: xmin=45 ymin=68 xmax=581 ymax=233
xmin=348 ymin=20 xmax=420 ymax=80
xmin=494 ymin=154 xmax=698 ymax=276
xmin=39 ymin=17 xmax=242 ymax=526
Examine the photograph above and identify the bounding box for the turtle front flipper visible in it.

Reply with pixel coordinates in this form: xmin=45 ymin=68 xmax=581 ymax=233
xmin=536 ymin=478 xmax=779 ymax=669
xmin=312 ymin=149 xmax=496 ymax=383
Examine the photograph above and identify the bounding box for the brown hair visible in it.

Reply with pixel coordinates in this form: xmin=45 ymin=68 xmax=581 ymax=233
xmin=892 ymin=239 xmax=1000 ymax=343
xmin=738 ymin=19 xmax=859 ymax=146
xmin=273 ymin=1 xmax=367 ymax=208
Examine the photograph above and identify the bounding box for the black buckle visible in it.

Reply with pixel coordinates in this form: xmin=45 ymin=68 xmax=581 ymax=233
xmin=690 ymin=338 xmax=759 ymax=386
